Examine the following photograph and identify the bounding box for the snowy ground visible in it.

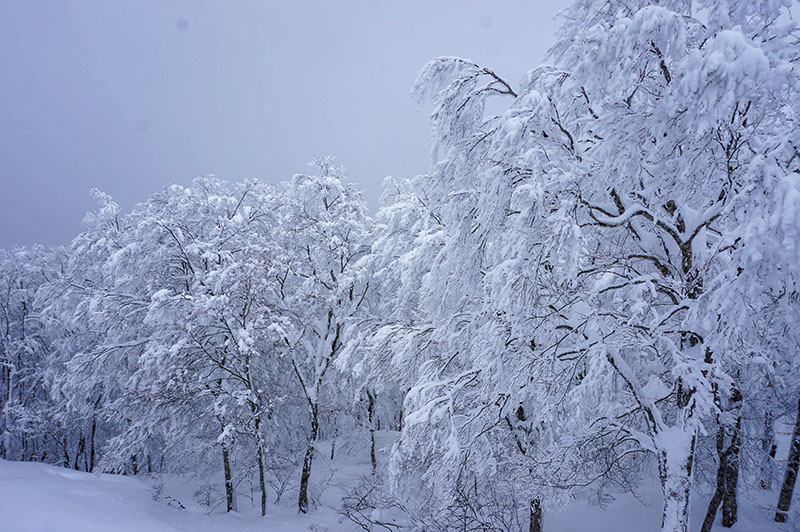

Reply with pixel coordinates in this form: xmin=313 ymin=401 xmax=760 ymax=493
xmin=0 ymin=457 xmax=365 ymax=532
xmin=551 ymin=483 xmax=792 ymax=532
xmin=0 ymin=432 xmax=794 ymax=532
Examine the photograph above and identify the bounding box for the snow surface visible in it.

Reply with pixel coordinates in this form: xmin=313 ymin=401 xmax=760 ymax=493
xmin=0 ymin=458 xmax=362 ymax=532
xmin=550 ymin=483 xmax=791 ymax=532
xmin=0 ymin=431 xmax=793 ymax=532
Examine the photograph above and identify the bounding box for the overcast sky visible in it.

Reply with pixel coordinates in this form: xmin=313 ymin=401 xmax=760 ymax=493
xmin=0 ymin=0 xmax=569 ymax=248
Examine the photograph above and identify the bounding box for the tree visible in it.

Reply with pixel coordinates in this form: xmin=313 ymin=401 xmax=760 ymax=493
xmin=274 ymin=161 xmax=371 ymax=513
xmin=48 ymin=180 xmax=301 ymax=514
xmin=0 ymin=245 xmax=67 ymax=464
xmin=372 ymin=2 xmax=800 ymax=532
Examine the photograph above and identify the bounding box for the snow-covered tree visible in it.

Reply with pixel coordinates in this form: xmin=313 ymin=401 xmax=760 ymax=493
xmin=0 ymin=245 xmax=67 ymax=464
xmin=371 ymin=2 xmax=800 ymax=532
xmin=45 ymin=180 xmax=303 ymax=513
xmin=274 ymin=160 xmax=371 ymax=513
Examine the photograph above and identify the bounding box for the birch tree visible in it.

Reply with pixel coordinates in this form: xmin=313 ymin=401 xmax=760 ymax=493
xmin=266 ymin=161 xmax=370 ymax=513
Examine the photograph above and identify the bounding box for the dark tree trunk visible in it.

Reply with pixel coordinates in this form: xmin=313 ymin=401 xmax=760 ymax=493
xmin=1 ymin=364 xmax=9 ymax=460
xmin=702 ymin=423 xmax=741 ymax=531
xmin=298 ymin=403 xmax=319 ymax=514
xmin=701 ymin=429 xmax=727 ymax=532
xmin=255 ymin=416 xmax=267 ymax=517
xmin=74 ymin=433 xmax=85 ymax=470
xmin=776 ymin=396 xmax=800 ymax=523
xmin=703 ymin=385 xmax=742 ymax=531
xmin=722 ymin=425 xmax=740 ymax=527
xmin=89 ymin=394 xmax=102 ymax=472
xmin=529 ymin=498 xmax=542 ymax=532
xmin=131 ymin=454 xmax=138 ymax=475
xmin=367 ymin=390 xmax=376 ymax=474
xmin=257 ymin=443 xmax=266 ymax=516
xmin=222 ymin=443 xmax=235 ymax=513
xmin=62 ymin=437 xmax=70 ymax=469
xmin=40 ymin=434 xmax=47 ymax=462
xmin=721 ymin=386 xmax=742 ymax=527
xmin=21 ymin=433 xmax=29 ymax=461
xmin=89 ymin=416 xmax=97 ymax=472
xmin=761 ymin=412 xmax=776 ymax=490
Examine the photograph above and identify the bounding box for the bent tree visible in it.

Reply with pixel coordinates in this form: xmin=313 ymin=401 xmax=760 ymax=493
xmin=386 ymin=1 xmax=800 ymax=531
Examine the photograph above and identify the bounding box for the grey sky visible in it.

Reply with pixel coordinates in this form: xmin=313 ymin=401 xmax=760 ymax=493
xmin=0 ymin=0 xmax=569 ymax=248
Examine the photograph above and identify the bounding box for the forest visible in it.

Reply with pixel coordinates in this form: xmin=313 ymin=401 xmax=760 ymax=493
xmin=1 ymin=1 xmax=800 ymax=532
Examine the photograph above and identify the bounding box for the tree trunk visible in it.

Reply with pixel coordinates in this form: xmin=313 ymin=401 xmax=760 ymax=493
xmin=761 ymin=411 xmax=776 ymax=490
xmin=529 ymin=498 xmax=542 ymax=532
xmin=222 ymin=443 xmax=235 ymax=513
xmin=721 ymin=387 xmax=742 ymax=527
xmin=701 ymin=429 xmax=727 ymax=532
xmin=131 ymin=454 xmax=138 ymax=475
xmin=703 ymin=386 xmax=741 ymax=530
xmin=2 ymin=364 xmax=13 ymax=460
xmin=255 ymin=416 xmax=267 ymax=517
xmin=298 ymin=403 xmax=319 ymax=514
xmin=89 ymin=416 xmax=97 ymax=472
xmin=89 ymin=394 xmax=101 ymax=472
xmin=367 ymin=390 xmax=376 ymax=474
xmin=775 ymin=396 xmax=800 ymax=523
xmin=658 ymin=433 xmax=696 ymax=532
xmin=721 ymin=425 xmax=740 ymax=527
xmin=74 ymin=433 xmax=85 ymax=470
xmin=257 ymin=443 xmax=266 ymax=516
xmin=62 ymin=437 xmax=70 ymax=469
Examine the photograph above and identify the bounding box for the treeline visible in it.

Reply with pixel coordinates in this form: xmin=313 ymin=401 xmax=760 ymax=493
xmin=3 ymin=1 xmax=800 ymax=532
xmin=0 ymin=164 xmax=383 ymax=516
